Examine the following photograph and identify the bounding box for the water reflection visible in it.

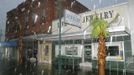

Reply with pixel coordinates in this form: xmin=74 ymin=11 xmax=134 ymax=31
xmin=19 ymin=73 xmax=22 ymax=75
xmin=0 ymin=60 xmax=133 ymax=75
xmin=14 ymin=67 xmax=17 ymax=72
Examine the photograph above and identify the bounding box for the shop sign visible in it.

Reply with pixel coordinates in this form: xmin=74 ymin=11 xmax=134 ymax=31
xmin=64 ymin=9 xmax=81 ymax=28
xmin=82 ymin=10 xmax=114 ymax=23
xmin=81 ymin=4 xmax=128 ymax=26
xmin=81 ymin=4 xmax=129 ymax=33
xmin=55 ymin=44 xmax=82 ymax=57
xmin=65 ymin=46 xmax=78 ymax=55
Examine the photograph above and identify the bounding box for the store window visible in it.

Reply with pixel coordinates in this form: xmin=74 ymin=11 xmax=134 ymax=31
xmin=74 ymin=40 xmax=81 ymax=44
xmin=106 ymin=46 xmax=119 ymax=56
xmin=65 ymin=46 xmax=78 ymax=55
xmin=92 ymin=41 xmax=124 ymax=61
xmin=31 ymin=13 xmax=38 ymax=25
xmin=40 ymin=9 xmax=46 ymax=23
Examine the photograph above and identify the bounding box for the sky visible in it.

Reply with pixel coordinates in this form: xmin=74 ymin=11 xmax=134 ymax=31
xmin=77 ymin=0 xmax=127 ymax=10
xmin=0 ymin=0 xmax=23 ymax=39
xmin=0 ymin=0 xmax=24 ymax=26
xmin=0 ymin=0 xmax=127 ymax=41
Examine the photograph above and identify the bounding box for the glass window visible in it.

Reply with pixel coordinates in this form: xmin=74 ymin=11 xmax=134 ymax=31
xmin=84 ymin=45 xmax=91 ymax=49
xmin=41 ymin=9 xmax=46 ymax=23
xmin=65 ymin=47 xmax=78 ymax=55
xmin=31 ymin=13 xmax=38 ymax=25
xmin=74 ymin=40 xmax=81 ymax=44
xmin=84 ymin=39 xmax=91 ymax=44
xmin=106 ymin=46 xmax=119 ymax=56
xmin=45 ymin=45 xmax=49 ymax=56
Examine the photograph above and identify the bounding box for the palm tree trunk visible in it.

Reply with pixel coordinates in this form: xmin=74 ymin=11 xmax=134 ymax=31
xmin=18 ymin=22 xmax=24 ymax=64
xmin=19 ymin=35 xmax=24 ymax=64
xmin=98 ymin=32 xmax=106 ymax=75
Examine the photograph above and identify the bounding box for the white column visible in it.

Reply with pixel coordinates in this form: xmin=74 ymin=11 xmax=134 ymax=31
xmin=128 ymin=0 xmax=134 ymax=55
xmin=37 ymin=41 xmax=42 ymax=63
xmin=81 ymin=40 xmax=85 ymax=62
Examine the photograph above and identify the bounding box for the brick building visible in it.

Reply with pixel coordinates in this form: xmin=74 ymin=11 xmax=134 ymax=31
xmin=5 ymin=0 xmax=89 ymax=63
xmin=6 ymin=0 xmax=89 ymax=41
xmin=6 ymin=8 xmax=19 ymax=40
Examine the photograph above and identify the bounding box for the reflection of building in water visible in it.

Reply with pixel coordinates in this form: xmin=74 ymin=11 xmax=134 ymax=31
xmin=38 ymin=63 xmax=52 ymax=75
xmin=126 ymin=56 xmax=134 ymax=74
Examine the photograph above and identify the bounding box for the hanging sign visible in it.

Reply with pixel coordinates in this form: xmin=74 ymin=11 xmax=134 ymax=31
xmin=64 ymin=9 xmax=81 ymax=28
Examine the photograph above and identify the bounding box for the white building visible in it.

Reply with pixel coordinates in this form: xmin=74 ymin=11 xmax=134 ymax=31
xmin=36 ymin=2 xmax=134 ymax=73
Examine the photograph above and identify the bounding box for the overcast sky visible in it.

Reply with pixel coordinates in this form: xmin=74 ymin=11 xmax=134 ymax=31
xmin=0 ymin=0 xmax=127 ymax=37
xmin=0 ymin=0 xmax=23 ymax=34
xmin=77 ymin=0 xmax=127 ymax=9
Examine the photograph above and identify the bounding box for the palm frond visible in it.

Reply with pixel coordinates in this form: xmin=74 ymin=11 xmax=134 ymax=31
xmin=109 ymin=13 xmax=119 ymax=25
xmin=91 ymin=14 xmax=109 ymax=38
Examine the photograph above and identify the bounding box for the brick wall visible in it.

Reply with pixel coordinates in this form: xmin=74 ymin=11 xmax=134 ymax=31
xmin=6 ymin=0 xmax=89 ymax=40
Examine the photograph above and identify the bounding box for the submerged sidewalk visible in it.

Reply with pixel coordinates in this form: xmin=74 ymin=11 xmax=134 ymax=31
xmin=0 ymin=59 xmax=133 ymax=75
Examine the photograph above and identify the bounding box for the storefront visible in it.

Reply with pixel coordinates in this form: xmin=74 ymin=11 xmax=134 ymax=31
xmin=34 ymin=3 xmax=133 ymax=72
xmin=80 ymin=3 xmax=132 ymax=72
xmin=52 ymin=39 xmax=92 ymax=69
xmin=0 ymin=41 xmax=18 ymax=61
xmin=50 ymin=3 xmax=131 ymax=71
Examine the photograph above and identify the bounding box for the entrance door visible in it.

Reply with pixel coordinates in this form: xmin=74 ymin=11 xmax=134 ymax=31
xmin=43 ymin=42 xmax=52 ymax=64
xmin=84 ymin=44 xmax=92 ymax=62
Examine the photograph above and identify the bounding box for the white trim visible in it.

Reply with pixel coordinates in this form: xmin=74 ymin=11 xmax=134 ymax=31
xmin=23 ymin=28 xmax=129 ymax=41
xmin=23 ymin=25 xmax=129 ymax=41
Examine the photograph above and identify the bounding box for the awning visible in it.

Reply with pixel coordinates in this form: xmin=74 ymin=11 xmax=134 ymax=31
xmin=0 ymin=41 xmax=17 ymax=47
xmin=23 ymin=26 xmax=130 ymax=41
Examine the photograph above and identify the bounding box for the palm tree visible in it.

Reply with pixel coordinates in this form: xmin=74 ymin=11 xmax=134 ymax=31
xmin=91 ymin=13 xmax=120 ymax=75
xmin=91 ymin=14 xmax=109 ymax=75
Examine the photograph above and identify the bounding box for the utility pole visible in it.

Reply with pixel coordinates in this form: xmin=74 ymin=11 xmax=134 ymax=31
xmin=57 ymin=0 xmax=63 ymax=74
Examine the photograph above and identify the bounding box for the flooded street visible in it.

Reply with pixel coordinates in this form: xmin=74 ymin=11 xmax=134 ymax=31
xmin=0 ymin=60 xmax=92 ymax=75
xmin=0 ymin=59 xmax=133 ymax=75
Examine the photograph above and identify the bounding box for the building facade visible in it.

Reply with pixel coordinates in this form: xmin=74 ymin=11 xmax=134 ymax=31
xmin=5 ymin=0 xmax=134 ymax=74
xmin=6 ymin=0 xmax=89 ymax=63
xmin=47 ymin=3 xmax=132 ymax=72
xmin=6 ymin=0 xmax=89 ymax=40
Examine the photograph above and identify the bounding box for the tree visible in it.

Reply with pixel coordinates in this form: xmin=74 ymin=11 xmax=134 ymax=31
xmin=91 ymin=14 xmax=109 ymax=75
xmin=91 ymin=12 xmax=119 ymax=75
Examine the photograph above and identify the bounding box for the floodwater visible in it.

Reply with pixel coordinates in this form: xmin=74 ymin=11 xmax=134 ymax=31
xmin=0 ymin=60 xmax=92 ymax=75
xmin=0 ymin=59 xmax=133 ymax=75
